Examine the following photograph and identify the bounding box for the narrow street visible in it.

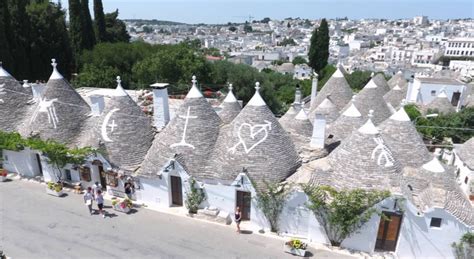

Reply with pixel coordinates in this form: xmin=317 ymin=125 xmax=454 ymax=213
xmin=0 ymin=179 xmax=356 ymax=259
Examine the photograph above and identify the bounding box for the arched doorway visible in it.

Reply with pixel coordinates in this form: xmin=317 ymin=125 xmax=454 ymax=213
xmin=92 ymin=160 xmax=107 ymax=189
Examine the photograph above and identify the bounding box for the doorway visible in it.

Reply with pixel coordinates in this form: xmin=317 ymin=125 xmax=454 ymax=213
xmin=375 ymin=211 xmax=403 ymax=251
xmin=35 ymin=153 xmax=43 ymax=176
xmin=170 ymin=176 xmax=183 ymax=206
xmin=93 ymin=160 xmax=107 ymax=189
xmin=451 ymin=91 xmax=461 ymax=106
xmin=236 ymin=191 xmax=251 ymax=220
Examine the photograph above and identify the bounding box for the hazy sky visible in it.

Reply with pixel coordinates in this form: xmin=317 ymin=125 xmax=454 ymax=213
xmin=60 ymin=0 xmax=473 ymax=24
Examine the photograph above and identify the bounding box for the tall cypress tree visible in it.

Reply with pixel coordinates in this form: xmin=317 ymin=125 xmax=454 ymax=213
xmin=69 ymin=0 xmax=83 ymax=67
xmin=81 ymin=0 xmax=96 ymax=49
xmin=8 ymin=0 xmax=31 ymax=79
xmin=94 ymin=0 xmax=107 ymax=42
xmin=308 ymin=18 xmax=330 ymax=72
xmin=0 ymin=0 xmax=13 ymax=71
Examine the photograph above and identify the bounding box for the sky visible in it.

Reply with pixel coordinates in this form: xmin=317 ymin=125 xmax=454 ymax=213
xmin=60 ymin=0 xmax=473 ymax=24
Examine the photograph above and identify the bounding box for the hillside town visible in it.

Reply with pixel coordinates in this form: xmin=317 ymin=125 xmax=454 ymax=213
xmin=0 ymin=1 xmax=473 ymax=258
xmin=127 ymin=16 xmax=474 ymax=81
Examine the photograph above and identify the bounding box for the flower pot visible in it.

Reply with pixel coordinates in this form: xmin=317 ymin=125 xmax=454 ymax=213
xmin=284 ymin=245 xmax=306 ymax=257
xmin=113 ymin=203 xmax=131 ymax=214
xmin=46 ymin=188 xmax=63 ymax=197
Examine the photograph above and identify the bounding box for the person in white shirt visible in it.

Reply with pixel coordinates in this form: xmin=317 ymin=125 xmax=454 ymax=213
xmin=83 ymin=187 xmax=94 ymax=215
xmin=92 ymin=181 xmax=102 ymax=198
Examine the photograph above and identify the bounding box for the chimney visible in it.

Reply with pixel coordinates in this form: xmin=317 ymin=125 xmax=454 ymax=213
xmin=310 ymin=113 xmax=326 ymax=149
xmin=150 ymin=82 xmax=170 ymax=129
xmin=310 ymin=72 xmax=318 ymax=108
xmin=294 ymin=85 xmax=302 ymax=104
xmin=31 ymin=83 xmax=45 ymax=100
xmin=89 ymin=95 xmax=105 ymax=116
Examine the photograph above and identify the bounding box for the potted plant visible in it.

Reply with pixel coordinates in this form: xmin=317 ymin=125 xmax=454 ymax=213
xmin=284 ymin=239 xmax=307 ymax=257
xmin=113 ymin=198 xmax=132 ymax=213
xmin=46 ymin=181 xmax=63 ymax=197
xmin=0 ymin=169 xmax=7 ymax=182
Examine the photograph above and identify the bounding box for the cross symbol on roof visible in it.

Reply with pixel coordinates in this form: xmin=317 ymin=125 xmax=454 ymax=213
xmin=108 ymin=120 xmax=117 ymax=132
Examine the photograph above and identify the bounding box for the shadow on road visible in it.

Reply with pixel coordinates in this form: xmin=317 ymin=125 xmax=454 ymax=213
xmin=240 ymin=230 xmax=253 ymax=235
xmin=1 ymin=179 xmax=13 ymax=182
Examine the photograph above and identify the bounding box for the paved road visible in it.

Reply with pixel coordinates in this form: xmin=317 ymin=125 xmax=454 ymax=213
xmin=0 ymin=180 xmax=356 ymax=259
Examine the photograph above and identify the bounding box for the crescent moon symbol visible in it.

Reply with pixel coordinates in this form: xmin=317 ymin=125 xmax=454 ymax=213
xmin=101 ymin=108 xmax=120 ymax=142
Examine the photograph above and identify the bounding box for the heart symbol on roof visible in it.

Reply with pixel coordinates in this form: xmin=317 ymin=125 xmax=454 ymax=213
xmin=228 ymin=120 xmax=272 ymax=154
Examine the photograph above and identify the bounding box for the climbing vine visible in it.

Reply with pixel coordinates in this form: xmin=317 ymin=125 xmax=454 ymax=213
xmin=0 ymin=131 xmax=97 ymax=180
xmin=302 ymin=184 xmax=390 ymax=246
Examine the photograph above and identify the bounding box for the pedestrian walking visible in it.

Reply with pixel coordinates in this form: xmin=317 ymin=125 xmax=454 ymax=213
xmin=124 ymin=180 xmax=134 ymax=200
xmin=235 ymin=206 xmax=242 ymax=233
xmin=83 ymin=187 xmax=94 ymax=215
xmin=96 ymin=190 xmax=106 ymax=218
xmin=92 ymin=181 xmax=102 ymax=198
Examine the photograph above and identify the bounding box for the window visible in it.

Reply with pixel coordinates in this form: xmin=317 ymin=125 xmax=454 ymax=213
xmin=65 ymin=169 xmax=72 ymax=181
xmin=80 ymin=167 xmax=91 ymax=182
xmin=431 ymin=90 xmax=437 ymax=96
xmin=430 ymin=217 xmax=442 ymax=228
xmin=465 ymin=177 xmax=469 ymax=184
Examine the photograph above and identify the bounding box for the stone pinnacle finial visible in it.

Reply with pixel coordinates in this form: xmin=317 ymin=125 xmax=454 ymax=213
xmin=116 ymin=76 xmax=122 ymax=86
xmin=371 ymin=72 xmax=375 ymax=77
xmin=229 ymin=83 xmax=233 ymax=91
xmin=0 ymin=61 xmax=2 ymax=67
xmin=22 ymin=80 xmax=30 ymax=88
xmin=255 ymin=82 xmax=260 ymax=91
xmin=400 ymin=99 xmax=407 ymax=106
xmin=351 ymin=95 xmax=356 ymax=102
xmin=368 ymin=109 xmax=374 ymax=118
xmin=51 ymin=58 xmax=57 ymax=68
xmin=192 ymin=75 xmax=197 ymax=86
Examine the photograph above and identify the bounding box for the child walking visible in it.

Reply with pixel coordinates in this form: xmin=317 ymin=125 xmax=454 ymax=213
xmin=83 ymin=187 xmax=94 ymax=215
xmin=96 ymin=190 xmax=105 ymax=218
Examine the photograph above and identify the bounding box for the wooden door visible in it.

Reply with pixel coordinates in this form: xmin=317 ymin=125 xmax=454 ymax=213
xmin=35 ymin=154 xmax=43 ymax=176
xmin=375 ymin=212 xmax=403 ymax=251
xmin=170 ymin=176 xmax=183 ymax=206
xmin=98 ymin=165 xmax=107 ymax=189
xmin=236 ymin=191 xmax=251 ymax=220
xmin=451 ymin=92 xmax=461 ymax=106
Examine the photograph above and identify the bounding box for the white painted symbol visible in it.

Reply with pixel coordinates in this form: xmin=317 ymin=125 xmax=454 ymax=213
xmin=170 ymin=106 xmax=197 ymax=149
xmin=0 ymin=83 xmax=5 ymax=104
xmin=101 ymin=108 xmax=120 ymax=142
xmin=228 ymin=120 xmax=272 ymax=154
xmin=31 ymin=98 xmax=59 ymax=128
xmin=371 ymin=137 xmax=395 ymax=167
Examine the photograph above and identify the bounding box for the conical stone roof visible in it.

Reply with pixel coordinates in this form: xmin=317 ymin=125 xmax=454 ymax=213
xmin=139 ymin=76 xmax=222 ymax=178
xmin=378 ymin=107 xmax=432 ymax=168
xmin=25 ymin=59 xmax=90 ymax=144
xmin=457 ymin=137 xmax=474 ymax=168
xmin=383 ymin=84 xmax=407 ymax=110
xmin=309 ymin=95 xmax=339 ymax=124
xmin=387 ymin=71 xmax=408 ymax=89
xmin=279 ymin=104 xmax=301 ymax=129
xmin=282 ymin=107 xmax=313 ymax=149
xmin=327 ymin=115 xmax=402 ymax=191
xmin=0 ymin=63 xmax=34 ymax=132
xmin=425 ymin=90 xmax=455 ymax=114
xmin=218 ymin=84 xmax=241 ymax=124
xmin=340 ymin=78 xmax=392 ymax=125
xmin=372 ymin=73 xmax=391 ymax=94
xmin=401 ymin=160 xmax=474 ymax=226
xmin=327 ymin=97 xmax=365 ymax=142
xmin=205 ymin=83 xmax=301 ymax=188
xmin=77 ymin=77 xmax=154 ymax=171
xmin=310 ymin=67 xmax=353 ymax=111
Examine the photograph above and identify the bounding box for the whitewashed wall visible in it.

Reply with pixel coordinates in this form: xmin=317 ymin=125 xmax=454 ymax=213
xmin=2 ymin=148 xmax=41 ymax=177
xmin=396 ymin=203 xmax=472 ymax=259
xmin=453 ymin=151 xmax=473 ymax=198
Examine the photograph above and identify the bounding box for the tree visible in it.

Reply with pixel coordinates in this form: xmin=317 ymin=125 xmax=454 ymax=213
xmin=278 ymin=37 xmax=296 ymax=46
xmin=228 ymin=26 xmax=237 ymax=32
xmin=93 ymin=0 xmax=107 ymax=42
xmin=254 ymin=181 xmax=292 ymax=232
xmin=303 ymin=184 xmax=390 ymax=246
xmin=243 ymin=22 xmax=253 ymax=33
xmin=345 ymin=70 xmax=372 ymax=92
xmin=81 ymin=0 xmax=96 ymax=49
xmin=184 ymin=178 xmax=206 ymax=214
xmin=104 ymin=9 xmax=130 ymax=43
xmin=27 ymin=1 xmax=73 ymax=80
xmin=292 ymin=56 xmax=307 ymax=65
xmin=287 ymin=22 xmax=291 ymax=28
xmin=8 ymin=0 xmax=31 ymax=79
xmin=0 ymin=0 xmax=13 ymax=71
xmin=308 ymin=18 xmax=329 ymax=72
xmin=68 ymin=0 xmax=84 ymax=65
